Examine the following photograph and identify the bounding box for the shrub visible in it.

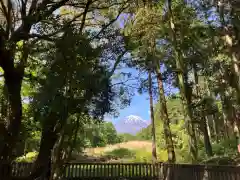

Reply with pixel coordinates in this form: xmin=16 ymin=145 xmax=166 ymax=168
xmin=134 ymin=149 xmax=152 ymax=163
xmin=15 ymin=151 xmax=38 ymax=162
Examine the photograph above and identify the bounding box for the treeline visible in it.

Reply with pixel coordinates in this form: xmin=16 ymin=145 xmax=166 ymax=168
xmin=20 ymin=120 xmax=121 ymax=155
xmin=16 ymin=120 xmax=122 ymax=162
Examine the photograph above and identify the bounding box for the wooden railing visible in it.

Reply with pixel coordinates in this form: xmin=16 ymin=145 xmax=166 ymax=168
xmin=4 ymin=162 xmax=240 ymax=179
xmin=63 ymin=163 xmax=162 ymax=179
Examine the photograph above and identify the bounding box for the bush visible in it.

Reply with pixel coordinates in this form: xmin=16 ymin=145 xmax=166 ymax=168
xmin=157 ymin=150 xmax=168 ymax=162
xmin=133 ymin=149 xmax=152 ymax=163
xmin=15 ymin=151 xmax=38 ymax=162
xmin=201 ymin=156 xmax=236 ymax=165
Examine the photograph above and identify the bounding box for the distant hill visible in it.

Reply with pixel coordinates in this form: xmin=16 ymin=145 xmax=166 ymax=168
xmin=114 ymin=115 xmax=150 ymax=135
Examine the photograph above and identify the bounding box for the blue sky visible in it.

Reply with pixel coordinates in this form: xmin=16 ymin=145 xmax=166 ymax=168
xmin=106 ymin=92 xmax=151 ymax=123
xmin=105 ymin=68 xmax=152 ymax=123
xmin=105 ymin=64 xmax=176 ymax=124
xmin=105 ymin=67 xmax=177 ymax=124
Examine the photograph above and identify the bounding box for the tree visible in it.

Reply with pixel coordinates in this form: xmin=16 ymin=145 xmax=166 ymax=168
xmin=165 ymin=0 xmax=198 ymax=162
xmin=27 ymin=28 xmax=116 ymax=179
xmin=123 ymin=3 xmax=176 ymax=163
xmin=0 ymin=0 xmax=132 ymax=179
xmin=148 ymin=70 xmax=157 ymax=163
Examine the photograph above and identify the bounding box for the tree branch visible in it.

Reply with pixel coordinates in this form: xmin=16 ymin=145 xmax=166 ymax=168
xmin=28 ymin=0 xmax=38 ymax=15
xmin=109 ymin=50 xmax=128 ymax=77
xmin=0 ymin=0 xmax=8 ymax=22
xmin=111 ymin=78 xmax=138 ymax=87
xmin=79 ymin=0 xmax=93 ymax=33
xmin=10 ymin=0 xmax=71 ymax=42
xmin=92 ymin=4 xmax=129 ymax=40
xmin=26 ymin=33 xmax=56 ymax=41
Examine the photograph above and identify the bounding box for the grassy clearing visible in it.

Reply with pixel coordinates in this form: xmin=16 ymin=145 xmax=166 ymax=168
xmin=81 ymin=141 xmax=168 ymax=163
xmin=84 ymin=141 xmax=152 ymax=156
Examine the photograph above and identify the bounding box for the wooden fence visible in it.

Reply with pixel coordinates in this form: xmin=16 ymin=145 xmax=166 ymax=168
xmin=64 ymin=163 xmax=162 ymax=179
xmin=5 ymin=162 xmax=240 ymax=179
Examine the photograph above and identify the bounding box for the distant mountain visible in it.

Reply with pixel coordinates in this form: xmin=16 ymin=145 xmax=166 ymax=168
xmin=114 ymin=115 xmax=150 ymax=135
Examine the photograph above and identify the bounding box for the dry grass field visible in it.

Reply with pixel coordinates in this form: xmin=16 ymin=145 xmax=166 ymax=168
xmin=72 ymin=140 xmax=169 ymax=163
xmin=84 ymin=141 xmax=152 ymax=157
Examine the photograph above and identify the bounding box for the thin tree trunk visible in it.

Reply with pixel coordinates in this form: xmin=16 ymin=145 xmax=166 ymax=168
xmin=148 ymin=70 xmax=157 ymax=163
xmin=193 ymin=64 xmax=213 ymax=156
xmin=220 ymin=91 xmax=235 ymax=138
xmin=205 ymin=79 xmax=217 ymax=140
xmin=202 ymin=117 xmax=213 ymax=157
xmin=156 ymin=69 xmax=176 ymax=163
xmin=166 ymin=0 xmax=198 ymax=162
xmin=206 ymin=116 xmax=212 ymax=139
xmin=212 ymin=117 xmax=219 ymax=141
xmin=67 ymin=116 xmax=81 ymax=161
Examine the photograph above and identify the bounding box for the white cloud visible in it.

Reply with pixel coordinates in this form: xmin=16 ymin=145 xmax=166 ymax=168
xmin=103 ymin=115 xmax=112 ymax=122
xmin=104 ymin=118 xmax=112 ymax=122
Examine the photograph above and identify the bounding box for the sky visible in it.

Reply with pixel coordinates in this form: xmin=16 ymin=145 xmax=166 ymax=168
xmin=105 ymin=93 xmax=151 ymax=123
xmin=105 ymin=68 xmax=152 ymax=124
xmin=105 ymin=67 xmax=177 ymax=124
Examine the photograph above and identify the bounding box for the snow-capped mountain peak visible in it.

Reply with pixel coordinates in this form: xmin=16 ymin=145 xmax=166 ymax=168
xmin=114 ymin=115 xmax=150 ymax=135
xmin=125 ymin=115 xmax=143 ymax=122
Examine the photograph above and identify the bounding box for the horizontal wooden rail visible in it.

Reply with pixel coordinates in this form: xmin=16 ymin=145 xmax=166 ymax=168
xmin=2 ymin=162 xmax=240 ymax=179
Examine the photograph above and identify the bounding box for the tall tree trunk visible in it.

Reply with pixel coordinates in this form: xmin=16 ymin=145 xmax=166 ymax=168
xmin=155 ymin=69 xmax=176 ymax=163
xmin=212 ymin=116 xmax=219 ymax=141
xmin=0 ymin=28 xmax=26 ymax=178
xmin=148 ymin=70 xmax=157 ymax=163
xmin=20 ymin=112 xmax=65 ymax=180
xmin=193 ymin=64 xmax=213 ymax=156
xmin=202 ymin=117 xmax=213 ymax=157
xmin=27 ymin=119 xmax=58 ymax=180
xmin=0 ymin=65 xmax=24 ymax=180
xmin=220 ymin=91 xmax=235 ymax=138
xmin=51 ymin=116 xmax=81 ymax=180
xmin=205 ymin=79 xmax=217 ymax=140
xmin=166 ymin=0 xmax=198 ymax=162
xmin=67 ymin=116 xmax=81 ymax=161
xmin=50 ymin=128 xmax=66 ymax=180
